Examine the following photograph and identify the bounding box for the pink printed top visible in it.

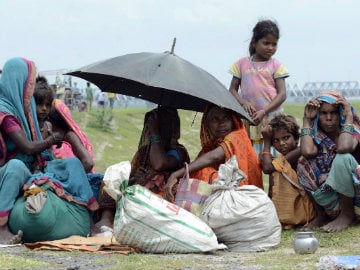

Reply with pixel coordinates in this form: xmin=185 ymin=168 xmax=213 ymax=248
xmin=229 ymin=57 xmax=289 ymax=111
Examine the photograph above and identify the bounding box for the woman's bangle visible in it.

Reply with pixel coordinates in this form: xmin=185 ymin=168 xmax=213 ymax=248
xmin=149 ymin=135 xmax=161 ymax=143
xmin=341 ymin=124 xmax=354 ymax=134
xmin=300 ymin=128 xmax=314 ymax=137
xmin=261 ymin=151 xmax=272 ymax=157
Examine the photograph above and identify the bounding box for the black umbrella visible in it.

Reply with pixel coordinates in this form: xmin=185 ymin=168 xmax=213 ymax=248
xmin=66 ymin=39 xmax=251 ymax=121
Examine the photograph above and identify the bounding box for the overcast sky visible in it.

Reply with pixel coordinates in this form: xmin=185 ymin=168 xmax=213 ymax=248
xmin=1 ymin=0 xmax=359 ymax=90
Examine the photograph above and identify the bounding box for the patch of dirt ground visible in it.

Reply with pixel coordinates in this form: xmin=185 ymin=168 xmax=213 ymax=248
xmin=2 ymin=245 xmax=262 ymax=270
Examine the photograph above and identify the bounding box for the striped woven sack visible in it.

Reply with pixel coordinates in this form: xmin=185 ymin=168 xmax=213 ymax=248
xmin=175 ymin=163 xmax=213 ymax=216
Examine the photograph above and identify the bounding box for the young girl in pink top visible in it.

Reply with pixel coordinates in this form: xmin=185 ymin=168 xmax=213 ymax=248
xmin=229 ymin=19 xmax=289 ymax=156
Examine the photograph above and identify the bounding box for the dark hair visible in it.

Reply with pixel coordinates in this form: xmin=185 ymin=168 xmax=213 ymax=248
xmin=205 ymin=103 xmax=233 ymax=121
xmin=48 ymin=107 xmax=69 ymax=132
xmin=269 ymin=114 xmax=300 ymax=143
xmin=249 ymin=19 xmax=280 ymax=55
xmin=34 ymin=76 xmax=55 ymax=105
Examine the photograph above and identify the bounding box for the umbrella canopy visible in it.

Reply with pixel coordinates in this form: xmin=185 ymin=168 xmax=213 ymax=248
xmin=66 ymin=41 xmax=251 ymax=121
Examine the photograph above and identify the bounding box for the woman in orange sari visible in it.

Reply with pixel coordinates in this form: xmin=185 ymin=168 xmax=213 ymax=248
xmin=164 ymin=104 xmax=263 ymax=202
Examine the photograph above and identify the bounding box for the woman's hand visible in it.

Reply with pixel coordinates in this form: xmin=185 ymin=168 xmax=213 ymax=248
xmin=164 ymin=173 xmax=179 ymax=203
xmin=303 ymin=99 xmax=320 ymax=121
xmin=50 ymin=131 xmax=65 ymax=148
xmin=145 ymin=110 xmax=159 ymax=136
xmin=335 ymin=98 xmax=353 ymax=120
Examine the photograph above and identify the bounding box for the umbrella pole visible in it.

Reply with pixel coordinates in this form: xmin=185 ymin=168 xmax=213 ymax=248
xmin=170 ymin=38 xmax=176 ymax=54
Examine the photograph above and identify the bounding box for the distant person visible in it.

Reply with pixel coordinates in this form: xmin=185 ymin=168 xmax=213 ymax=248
xmin=108 ymin=92 xmax=115 ymax=110
xmin=261 ymin=114 xmax=315 ymax=229
xmin=97 ymin=92 xmax=106 ymax=109
xmin=72 ymin=82 xmax=80 ymax=94
xmin=85 ymin=82 xmax=93 ymax=111
xmin=164 ymin=104 xmax=263 ymax=203
xmin=228 ymin=19 xmax=289 ymax=156
xmin=297 ymin=91 xmax=360 ymax=232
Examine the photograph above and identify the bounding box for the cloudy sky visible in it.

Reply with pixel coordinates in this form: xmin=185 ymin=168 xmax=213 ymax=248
xmin=1 ymin=0 xmax=359 ymax=90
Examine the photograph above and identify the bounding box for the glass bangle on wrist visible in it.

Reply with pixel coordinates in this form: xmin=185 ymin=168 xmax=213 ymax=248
xmin=261 ymin=151 xmax=272 ymax=157
xmin=300 ymin=127 xmax=314 ymax=137
xmin=341 ymin=124 xmax=354 ymax=134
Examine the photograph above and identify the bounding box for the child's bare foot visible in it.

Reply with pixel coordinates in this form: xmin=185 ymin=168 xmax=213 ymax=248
xmin=91 ymin=217 xmax=113 ymax=236
xmin=322 ymin=194 xmax=355 ymax=232
xmin=0 ymin=225 xmax=23 ymax=245
xmin=91 ymin=209 xmax=115 ymax=236
xmin=322 ymin=210 xmax=354 ymax=232
xmin=301 ymin=215 xmax=329 ymax=231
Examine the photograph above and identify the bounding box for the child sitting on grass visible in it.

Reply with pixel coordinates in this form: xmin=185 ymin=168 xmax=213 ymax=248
xmin=260 ymin=114 xmax=315 ymax=229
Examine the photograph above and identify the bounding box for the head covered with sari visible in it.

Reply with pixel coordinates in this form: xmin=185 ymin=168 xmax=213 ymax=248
xmin=298 ymin=90 xmax=360 ymax=218
xmin=190 ymin=104 xmax=263 ymax=188
xmin=313 ymin=90 xmax=360 ymax=144
xmin=130 ymin=106 xmax=190 ymax=194
xmin=0 ymin=57 xmax=44 ymax=168
xmin=49 ymin=99 xmax=95 ymax=172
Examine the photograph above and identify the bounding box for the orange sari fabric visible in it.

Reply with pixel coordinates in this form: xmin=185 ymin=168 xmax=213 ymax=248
xmin=190 ymin=110 xmax=263 ymax=189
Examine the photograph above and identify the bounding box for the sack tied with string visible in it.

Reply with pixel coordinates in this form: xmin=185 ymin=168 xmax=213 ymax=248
xmin=199 ymin=155 xmax=282 ymax=252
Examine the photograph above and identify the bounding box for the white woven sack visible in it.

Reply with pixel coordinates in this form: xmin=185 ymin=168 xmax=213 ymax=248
xmin=113 ymin=184 xmax=226 ymax=254
xmin=102 ymin=161 xmax=131 ymax=201
xmin=199 ymin=156 xmax=281 ymax=252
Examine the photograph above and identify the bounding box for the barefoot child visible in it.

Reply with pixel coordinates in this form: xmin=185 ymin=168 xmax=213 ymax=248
xmin=261 ymin=114 xmax=315 ymax=229
xmin=229 ymin=19 xmax=289 ymax=156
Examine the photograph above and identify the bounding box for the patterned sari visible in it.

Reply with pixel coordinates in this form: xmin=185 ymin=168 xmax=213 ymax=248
xmin=97 ymin=106 xmax=190 ymax=210
xmin=130 ymin=107 xmax=190 ymax=195
xmin=190 ymin=105 xmax=263 ymax=189
xmin=0 ymin=57 xmax=42 ymax=226
xmin=51 ymin=99 xmax=95 ymax=173
xmin=297 ymin=91 xmax=360 ymax=218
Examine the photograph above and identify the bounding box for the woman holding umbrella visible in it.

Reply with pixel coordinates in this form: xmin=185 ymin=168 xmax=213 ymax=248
xmin=164 ymin=104 xmax=263 ymax=203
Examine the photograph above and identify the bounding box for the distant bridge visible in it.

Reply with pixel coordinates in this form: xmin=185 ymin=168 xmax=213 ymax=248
xmin=287 ymin=81 xmax=360 ymax=102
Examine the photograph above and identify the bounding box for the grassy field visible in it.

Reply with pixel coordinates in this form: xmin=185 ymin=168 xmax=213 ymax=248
xmin=1 ymin=101 xmax=360 ymax=269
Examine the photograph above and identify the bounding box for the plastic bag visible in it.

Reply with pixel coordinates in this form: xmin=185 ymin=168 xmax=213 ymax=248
xmin=175 ymin=163 xmax=213 ymax=216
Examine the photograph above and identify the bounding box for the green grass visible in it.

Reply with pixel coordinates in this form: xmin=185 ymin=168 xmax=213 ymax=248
xmin=0 ymin=253 xmax=49 ymax=269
